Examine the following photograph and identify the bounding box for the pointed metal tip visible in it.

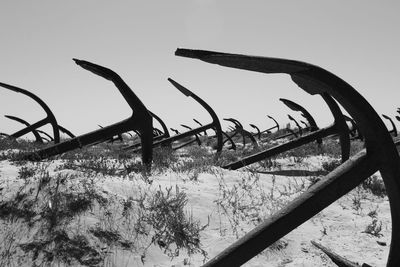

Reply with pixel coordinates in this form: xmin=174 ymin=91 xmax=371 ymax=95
xmin=168 ymin=78 xmax=192 ymax=97
xmin=175 ymin=48 xmax=218 ymax=59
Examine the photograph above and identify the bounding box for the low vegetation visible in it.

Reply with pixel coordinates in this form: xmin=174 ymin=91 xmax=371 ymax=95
xmin=0 ymin=135 xmax=389 ymax=266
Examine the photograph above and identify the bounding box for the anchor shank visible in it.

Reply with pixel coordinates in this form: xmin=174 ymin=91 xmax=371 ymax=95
xmin=11 ymin=118 xmax=48 ymax=138
xmin=224 ymin=125 xmax=337 ymax=170
xmin=205 ymin=150 xmax=377 ymax=266
xmin=23 ymin=119 xmax=134 ymax=160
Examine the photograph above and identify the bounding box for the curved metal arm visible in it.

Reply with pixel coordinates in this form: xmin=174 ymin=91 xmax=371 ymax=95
xmin=142 ymin=78 xmax=223 ymax=152
xmin=4 ymin=115 xmax=43 ymax=143
xmin=21 ymin=59 xmax=153 ymax=167
xmin=57 ymin=125 xmax=75 ymax=138
xmin=224 ymin=118 xmax=258 ymax=148
xmin=287 ymin=114 xmax=303 ymax=136
xmin=170 ymin=128 xmax=180 ymax=135
xmin=0 ymin=82 xmax=60 ymax=143
xmin=320 ymin=93 xmax=350 ymax=162
xmin=300 ymin=120 xmax=309 ymax=129
xmin=149 ymin=111 xmax=170 ymax=140
xmin=176 ymin=48 xmax=400 ymax=266
xmin=193 ymin=118 xmax=208 ymax=135
xmin=180 ymin=124 xmax=202 ymax=146
xmin=264 ymin=115 xmax=279 ymax=133
xmin=382 ymin=114 xmax=398 ymax=137
xmin=280 ymin=98 xmax=318 ymax=131
xmin=249 ymin=124 xmax=261 ymax=140
xmin=37 ymin=130 xmax=53 ymax=142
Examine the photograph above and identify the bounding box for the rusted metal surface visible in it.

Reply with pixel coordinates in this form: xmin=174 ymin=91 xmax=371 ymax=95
xmin=20 ymin=59 xmax=153 ymax=167
xmin=0 ymin=82 xmax=60 ymax=143
xmin=176 ymin=48 xmax=400 ymax=266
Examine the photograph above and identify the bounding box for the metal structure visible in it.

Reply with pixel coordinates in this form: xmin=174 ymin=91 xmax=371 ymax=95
xmin=0 ymin=82 xmax=61 ymax=142
xmin=127 ymin=78 xmax=223 ymax=153
xmin=224 ymin=118 xmax=258 ymax=148
xmin=193 ymin=118 xmax=208 ymax=136
xmin=18 ymin=59 xmax=153 ymax=166
xmin=344 ymin=115 xmax=363 ymax=141
xmin=264 ymin=115 xmax=280 ymax=133
xmin=5 ymin=115 xmax=45 ymax=143
xmin=280 ymin=98 xmax=319 ymax=132
xmin=249 ymin=123 xmax=261 ymax=140
xmin=175 ymin=48 xmax=400 ymax=266
xmin=224 ymin=91 xmax=350 ymax=170
xmin=382 ymin=114 xmax=398 ymax=137
xmin=288 ymin=114 xmax=303 ymax=136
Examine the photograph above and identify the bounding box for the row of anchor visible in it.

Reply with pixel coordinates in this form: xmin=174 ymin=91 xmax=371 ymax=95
xmin=1 ymin=62 xmax=399 ymax=171
xmin=1 ymin=49 xmax=400 ymax=266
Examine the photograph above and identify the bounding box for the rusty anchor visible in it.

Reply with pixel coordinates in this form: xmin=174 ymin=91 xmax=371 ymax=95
xmin=127 ymin=111 xmax=171 ymax=150
xmin=300 ymin=120 xmax=309 ymax=130
xmin=170 ymin=128 xmax=180 ymax=135
xmin=180 ymin=124 xmax=202 ymax=146
xmin=344 ymin=115 xmax=363 ymax=141
xmin=264 ymin=115 xmax=280 ymax=134
xmin=193 ymin=118 xmax=208 ymax=136
xmin=4 ymin=115 xmax=45 ymax=143
xmin=18 ymin=59 xmax=153 ymax=167
xmin=127 ymin=78 xmax=223 ymax=153
xmin=288 ymin=114 xmax=303 ymax=136
xmin=280 ymin=98 xmax=322 ymax=144
xmin=249 ymin=124 xmax=261 ymax=140
xmin=223 ymin=91 xmax=350 ymax=170
xmin=224 ymin=118 xmax=258 ymax=149
xmin=5 ymin=115 xmax=56 ymax=142
xmin=175 ymin=48 xmax=400 ymax=266
xmin=280 ymin=98 xmax=319 ymax=132
xmin=0 ymin=82 xmax=61 ymax=142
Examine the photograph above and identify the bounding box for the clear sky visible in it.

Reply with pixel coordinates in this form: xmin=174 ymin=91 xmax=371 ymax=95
xmin=1 ymin=1 xmax=399 ymax=139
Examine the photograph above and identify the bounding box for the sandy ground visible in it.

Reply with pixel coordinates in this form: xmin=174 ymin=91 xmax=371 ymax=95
xmin=0 ymin=152 xmax=391 ymax=267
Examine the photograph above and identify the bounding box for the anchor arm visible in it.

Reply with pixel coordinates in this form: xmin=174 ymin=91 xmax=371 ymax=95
xmin=176 ymin=48 xmax=400 ymax=266
xmin=193 ymin=118 xmax=207 ymax=135
xmin=382 ymin=114 xmax=398 ymax=137
xmin=4 ymin=115 xmax=43 ymax=143
xmin=279 ymin=98 xmax=318 ymax=131
xmin=249 ymin=124 xmax=261 ymax=140
xmin=0 ymin=82 xmax=60 ymax=143
xmin=148 ymin=78 xmax=222 ymax=152
xmin=287 ymin=114 xmax=303 ymax=136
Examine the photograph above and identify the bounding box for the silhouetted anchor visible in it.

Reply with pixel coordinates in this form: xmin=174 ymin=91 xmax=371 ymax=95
xmin=175 ymin=47 xmax=399 ymax=267
xmin=19 ymin=59 xmax=153 ymax=167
